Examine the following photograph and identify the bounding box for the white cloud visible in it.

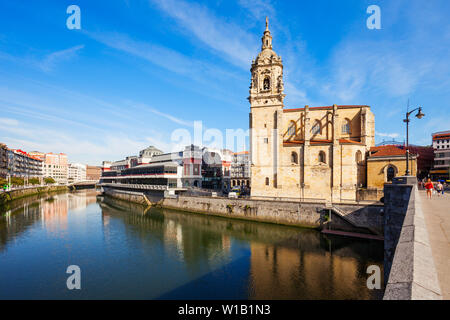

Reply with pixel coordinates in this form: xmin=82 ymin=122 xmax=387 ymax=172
xmin=0 ymin=117 xmax=19 ymax=126
xmin=1 ymin=120 xmax=171 ymax=165
xmin=238 ymin=0 xmax=274 ymax=20
xmin=150 ymin=0 xmax=257 ymax=69
xmin=376 ymin=131 xmax=400 ymax=139
xmin=123 ymin=101 xmax=194 ymax=127
xmin=84 ymin=29 xmax=247 ymax=106
xmin=39 ymin=45 xmax=84 ymax=72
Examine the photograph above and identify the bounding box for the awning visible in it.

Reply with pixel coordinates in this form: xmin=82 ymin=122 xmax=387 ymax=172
xmin=430 ymin=170 xmax=449 ymax=174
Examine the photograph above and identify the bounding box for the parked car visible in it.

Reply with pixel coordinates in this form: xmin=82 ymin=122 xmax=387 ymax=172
xmin=228 ymin=192 xmax=238 ymax=199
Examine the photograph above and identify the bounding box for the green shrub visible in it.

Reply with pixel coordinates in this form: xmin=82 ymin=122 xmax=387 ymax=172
xmin=11 ymin=177 xmax=24 ymax=186
xmin=44 ymin=177 xmax=56 ymax=185
xmin=29 ymin=178 xmax=40 ymax=185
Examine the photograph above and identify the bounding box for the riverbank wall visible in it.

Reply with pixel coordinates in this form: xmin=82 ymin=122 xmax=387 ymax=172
xmin=0 ymin=186 xmax=69 ymax=211
xmin=102 ymin=187 xmax=384 ymax=233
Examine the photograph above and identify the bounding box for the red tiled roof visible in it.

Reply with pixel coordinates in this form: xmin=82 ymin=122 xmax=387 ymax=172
xmin=233 ymin=151 xmax=249 ymax=155
xmin=283 ymin=105 xmax=369 ymax=113
xmin=433 ymin=134 xmax=450 ymax=141
xmin=369 ymin=145 xmax=407 ymax=157
xmin=12 ymin=149 xmax=43 ymax=161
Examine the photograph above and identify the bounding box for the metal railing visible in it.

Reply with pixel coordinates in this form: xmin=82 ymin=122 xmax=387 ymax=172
xmin=99 ymin=183 xmax=169 ymax=191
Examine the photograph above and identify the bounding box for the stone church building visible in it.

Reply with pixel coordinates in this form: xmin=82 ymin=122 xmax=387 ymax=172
xmin=249 ymin=19 xmax=375 ymax=202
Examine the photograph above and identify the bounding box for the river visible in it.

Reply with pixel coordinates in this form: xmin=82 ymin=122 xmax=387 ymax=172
xmin=0 ymin=190 xmax=384 ymax=299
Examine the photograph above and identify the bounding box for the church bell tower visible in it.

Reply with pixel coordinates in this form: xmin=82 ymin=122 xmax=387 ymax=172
xmin=248 ymin=17 xmax=285 ymax=108
xmin=249 ymin=18 xmax=285 ymax=197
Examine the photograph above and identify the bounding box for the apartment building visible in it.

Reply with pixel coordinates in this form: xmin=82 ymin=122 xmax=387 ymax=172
xmin=7 ymin=149 xmax=43 ymax=178
xmin=68 ymin=163 xmax=87 ymax=183
xmin=0 ymin=143 xmax=7 ymax=178
xmin=231 ymin=151 xmax=250 ymax=188
xmin=431 ymin=130 xmax=450 ymax=180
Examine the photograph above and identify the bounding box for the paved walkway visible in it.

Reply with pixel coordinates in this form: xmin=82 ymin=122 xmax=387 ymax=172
xmin=419 ymin=190 xmax=450 ymax=299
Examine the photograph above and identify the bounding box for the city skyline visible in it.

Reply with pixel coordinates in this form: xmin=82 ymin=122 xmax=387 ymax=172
xmin=1 ymin=0 xmax=449 ymax=165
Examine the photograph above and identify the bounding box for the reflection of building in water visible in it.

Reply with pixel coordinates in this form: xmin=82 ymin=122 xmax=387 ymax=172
xmin=222 ymin=235 xmax=231 ymax=251
xmin=164 ymin=219 xmax=184 ymax=255
xmin=98 ymin=197 xmax=232 ymax=270
xmin=0 ymin=202 xmax=42 ymax=252
xmin=68 ymin=191 xmax=99 ymax=211
xmin=249 ymin=242 xmax=375 ymax=300
xmin=41 ymin=195 xmax=68 ymax=232
xmin=68 ymin=193 xmax=87 ymax=211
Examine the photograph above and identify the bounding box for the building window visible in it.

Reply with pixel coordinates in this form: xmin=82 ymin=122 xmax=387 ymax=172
xmin=264 ymin=138 xmax=268 ymax=144
xmin=291 ymin=152 xmax=298 ymax=164
xmin=319 ymin=151 xmax=326 ymax=164
xmin=387 ymin=166 xmax=396 ymax=182
xmin=265 ymin=177 xmax=269 ymax=186
xmin=342 ymin=119 xmax=351 ymax=134
xmin=288 ymin=121 xmax=296 ymax=137
xmin=312 ymin=120 xmax=321 ymax=135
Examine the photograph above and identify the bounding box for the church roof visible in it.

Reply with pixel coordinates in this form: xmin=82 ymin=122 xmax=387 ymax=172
xmin=283 ymin=139 xmax=364 ymax=146
xmin=369 ymin=145 xmax=408 ymax=157
xmin=283 ymin=105 xmax=369 ymax=113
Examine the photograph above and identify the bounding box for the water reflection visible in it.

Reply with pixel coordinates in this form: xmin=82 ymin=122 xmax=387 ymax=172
xmin=0 ymin=191 xmax=384 ymax=299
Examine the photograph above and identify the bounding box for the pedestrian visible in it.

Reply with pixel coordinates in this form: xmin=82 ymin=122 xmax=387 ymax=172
xmin=424 ymin=178 xmax=434 ymax=199
xmin=436 ymin=181 xmax=443 ymax=197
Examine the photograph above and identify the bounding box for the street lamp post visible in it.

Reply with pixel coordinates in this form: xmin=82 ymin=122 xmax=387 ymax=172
xmin=403 ymin=107 xmax=425 ymax=176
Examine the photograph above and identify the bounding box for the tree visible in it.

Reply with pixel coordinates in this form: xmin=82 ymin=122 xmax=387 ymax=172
xmin=44 ymin=177 xmax=56 ymax=185
xmin=11 ymin=177 xmax=24 ymax=186
xmin=29 ymin=178 xmax=40 ymax=185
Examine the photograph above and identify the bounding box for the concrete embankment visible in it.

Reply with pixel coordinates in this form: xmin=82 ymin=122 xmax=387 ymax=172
xmin=383 ymin=177 xmax=442 ymax=300
xmin=102 ymin=187 xmax=383 ymax=233
xmin=0 ymin=186 xmax=69 ymax=212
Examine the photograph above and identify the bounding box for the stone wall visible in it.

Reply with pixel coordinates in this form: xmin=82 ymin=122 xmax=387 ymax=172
xmin=102 ymin=187 xmax=384 ymax=231
xmin=102 ymin=187 xmax=165 ymax=206
xmin=162 ymin=196 xmax=322 ymax=228
xmin=0 ymin=186 xmax=69 ymax=212
xmin=383 ymin=176 xmax=442 ymax=300
xmin=357 ymin=188 xmax=384 ymax=202
xmin=162 ymin=195 xmax=384 ymax=232
xmin=0 ymin=186 xmax=68 ymax=204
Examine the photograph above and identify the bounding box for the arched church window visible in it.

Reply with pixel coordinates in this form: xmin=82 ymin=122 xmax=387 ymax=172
xmin=288 ymin=121 xmax=296 ymax=137
xmin=387 ymin=166 xmax=396 ymax=182
xmin=291 ymin=152 xmax=298 ymax=164
xmin=342 ymin=119 xmax=351 ymax=134
xmin=312 ymin=120 xmax=321 ymax=135
xmin=263 ymin=77 xmax=270 ymax=90
xmin=319 ymin=151 xmax=326 ymax=164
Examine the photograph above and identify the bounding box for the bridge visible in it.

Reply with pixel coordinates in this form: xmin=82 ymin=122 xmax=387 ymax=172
xmin=383 ymin=177 xmax=444 ymax=300
xmin=69 ymin=180 xmax=99 ymax=189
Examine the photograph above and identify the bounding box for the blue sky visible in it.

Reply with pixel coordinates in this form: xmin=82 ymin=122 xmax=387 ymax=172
xmin=0 ymin=0 xmax=449 ymax=165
